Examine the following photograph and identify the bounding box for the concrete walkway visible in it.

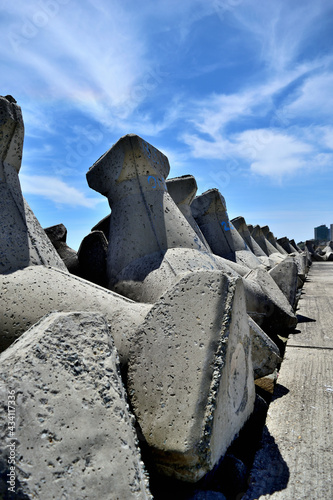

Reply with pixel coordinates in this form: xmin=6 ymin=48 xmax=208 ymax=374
xmin=244 ymin=262 xmax=333 ymax=500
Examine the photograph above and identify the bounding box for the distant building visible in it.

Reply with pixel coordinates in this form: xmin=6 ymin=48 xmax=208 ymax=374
xmin=330 ymin=224 xmax=333 ymax=242
xmin=314 ymin=225 xmax=329 ymax=241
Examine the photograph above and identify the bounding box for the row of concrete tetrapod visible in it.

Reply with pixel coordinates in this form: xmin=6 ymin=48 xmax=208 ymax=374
xmin=306 ymin=240 xmax=333 ymax=261
xmin=0 ymin=96 xmax=309 ymax=499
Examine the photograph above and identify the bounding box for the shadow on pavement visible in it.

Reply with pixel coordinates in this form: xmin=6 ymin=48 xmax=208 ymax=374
xmin=241 ymin=426 xmax=290 ymax=500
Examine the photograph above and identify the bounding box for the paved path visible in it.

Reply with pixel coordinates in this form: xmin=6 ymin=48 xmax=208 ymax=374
xmin=244 ymin=261 xmax=333 ymax=500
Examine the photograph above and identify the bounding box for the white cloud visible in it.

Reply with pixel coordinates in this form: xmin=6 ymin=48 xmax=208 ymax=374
xmin=20 ymin=174 xmax=100 ymax=208
xmin=285 ymin=72 xmax=333 ymax=119
xmin=236 ymin=130 xmax=312 ymax=178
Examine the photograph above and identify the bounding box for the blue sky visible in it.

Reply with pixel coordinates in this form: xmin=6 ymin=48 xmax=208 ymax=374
xmin=1 ymin=0 xmax=333 ymax=250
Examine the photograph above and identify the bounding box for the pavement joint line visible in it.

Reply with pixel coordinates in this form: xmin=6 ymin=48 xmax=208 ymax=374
xmin=286 ymin=344 xmax=333 ymax=351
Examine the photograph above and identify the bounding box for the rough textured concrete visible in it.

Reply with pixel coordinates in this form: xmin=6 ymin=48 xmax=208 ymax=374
xmin=261 ymin=226 xmax=288 ymax=255
xmin=77 ymin=230 xmax=108 ymax=286
xmin=44 ymin=223 xmax=80 ymax=274
xmin=305 ymin=240 xmax=325 ymax=262
xmin=276 ymin=237 xmax=295 ymax=255
xmin=87 ymin=134 xmax=202 ymax=291
xmin=166 ymin=175 xmax=211 ymax=252
xmin=251 ymin=226 xmax=284 ymax=264
xmin=248 ymin=317 xmax=281 ymax=379
xmin=0 ymin=265 xmax=150 ymax=361
xmin=268 ymin=259 xmax=298 ymax=308
xmin=0 ymin=311 xmax=151 ymax=499
xmin=243 ymin=268 xmax=297 ymax=333
xmin=231 ymin=217 xmax=268 ymax=260
xmin=191 ymin=190 xmax=263 ymax=269
xmin=243 ymin=262 xmax=333 ymax=499
xmin=128 ymin=271 xmax=255 ymax=482
xmin=0 ymin=95 xmax=67 ymax=274
xmin=85 ymin=135 xmax=295 ymax=335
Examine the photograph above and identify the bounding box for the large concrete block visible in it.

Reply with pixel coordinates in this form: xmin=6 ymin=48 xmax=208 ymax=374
xmin=268 ymin=258 xmax=298 ymax=308
xmin=166 ymin=175 xmax=212 ymax=252
xmin=0 ymin=311 xmax=151 ymax=499
xmin=248 ymin=317 xmax=281 ymax=379
xmin=87 ymin=134 xmax=202 ymax=291
xmin=127 ymin=271 xmax=255 ymax=482
xmin=231 ymin=217 xmax=267 ymax=259
xmin=0 ymin=95 xmax=67 ymax=274
xmin=191 ymin=190 xmax=263 ymax=270
xmin=44 ymin=223 xmax=80 ymax=275
xmin=261 ymin=226 xmax=288 ymax=255
xmin=251 ymin=226 xmax=284 ymax=263
xmin=0 ymin=265 xmax=150 ymax=360
xmin=244 ymin=267 xmax=297 ymax=332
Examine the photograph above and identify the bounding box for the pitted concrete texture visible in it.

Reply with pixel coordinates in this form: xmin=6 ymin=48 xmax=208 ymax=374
xmin=251 ymin=226 xmax=284 ymax=264
xmin=0 ymin=311 xmax=152 ymax=500
xmin=87 ymin=134 xmax=203 ymax=290
xmin=191 ymin=190 xmax=263 ymax=270
xmin=231 ymin=217 xmax=267 ymax=259
xmin=248 ymin=317 xmax=281 ymax=379
xmin=128 ymin=271 xmax=255 ymax=482
xmin=243 ymin=268 xmax=297 ymax=333
xmin=268 ymin=259 xmax=298 ymax=308
xmin=44 ymin=223 xmax=80 ymax=274
xmin=276 ymin=237 xmax=295 ymax=255
xmin=0 ymin=265 xmax=150 ymax=360
xmin=262 ymin=228 xmax=288 ymax=256
xmin=166 ymin=175 xmax=212 ymax=253
xmin=243 ymin=262 xmax=333 ymax=500
xmin=0 ymin=96 xmax=67 ymax=273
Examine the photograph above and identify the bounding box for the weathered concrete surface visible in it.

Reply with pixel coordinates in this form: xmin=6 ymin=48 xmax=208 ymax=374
xmin=0 ymin=95 xmax=67 ymax=274
xmin=0 ymin=312 xmax=151 ymax=499
xmin=0 ymin=265 xmax=150 ymax=360
xmin=128 ymin=271 xmax=255 ymax=482
xmin=306 ymin=240 xmax=325 ymax=262
xmin=166 ymin=175 xmax=212 ymax=252
xmin=191 ymin=190 xmax=263 ymax=270
xmin=248 ymin=317 xmax=281 ymax=379
xmin=243 ymin=262 xmax=333 ymax=499
xmin=261 ymin=226 xmax=288 ymax=256
xmin=231 ymin=217 xmax=267 ymax=259
xmin=251 ymin=226 xmax=284 ymax=265
xmin=44 ymin=223 xmax=80 ymax=274
xmin=268 ymin=259 xmax=298 ymax=308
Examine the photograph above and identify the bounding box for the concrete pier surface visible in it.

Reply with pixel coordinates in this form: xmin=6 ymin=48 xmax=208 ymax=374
xmin=244 ymin=262 xmax=333 ymax=499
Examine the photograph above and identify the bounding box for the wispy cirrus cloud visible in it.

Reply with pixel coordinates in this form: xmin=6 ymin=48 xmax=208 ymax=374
xmin=20 ymin=174 xmax=100 ymax=208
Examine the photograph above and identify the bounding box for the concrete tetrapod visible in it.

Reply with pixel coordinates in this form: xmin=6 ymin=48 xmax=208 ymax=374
xmin=0 ymin=312 xmax=152 ymax=500
xmin=260 ymin=226 xmax=288 ymax=255
xmin=0 ymin=95 xmax=67 ymax=274
xmin=166 ymin=175 xmax=212 ymax=253
xmin=268 ymin=258 xmax=299 ymax=308
xmin=86 ymin=135 xmax=296 ymax=332
xmin=127 ymin=271 xmax=255 ymax=482
xmin=277 ymin=237 xmax=308 ymax=279
xmin=231 ymin=217 xmax=268 ymax=260
xmin=0 ymin=264 xmax=281 ymax=381
xmin=190 ymin=189 xmax=263 ymax=270
xmin=44 ymin=223 xmax=80 ymax=274
xmin=0 ymin=265 xmax=150 ymax=357
xmin=250 ymin=226 xmax=285 ymax=265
